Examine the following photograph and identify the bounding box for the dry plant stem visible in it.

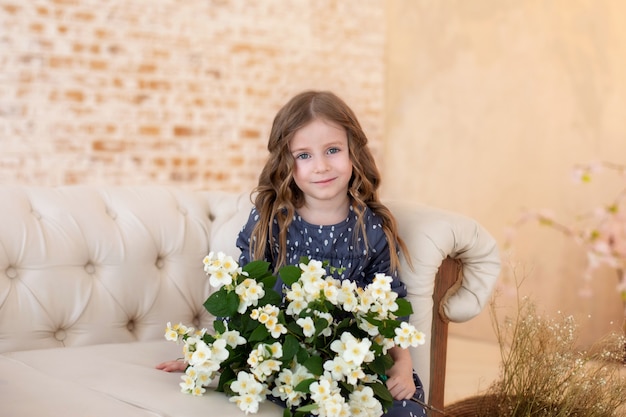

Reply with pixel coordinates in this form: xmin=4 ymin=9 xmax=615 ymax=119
xmin=483 ymin=286 xmax=626 ymax=417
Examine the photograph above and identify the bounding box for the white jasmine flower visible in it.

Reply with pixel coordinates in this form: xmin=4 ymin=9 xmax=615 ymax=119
xmin=252 ymin=358 xmax=281 ymax=381
xmin=286 ymin=299 xmax=307 ymax=315
xmin=319 ymin=393 xmax=348 ymax=417
xmin=209 ymin=338 xmax=230 ymax=362
xmin=268 ymin=341 xmax=283 ymax=358
xmin=236 ymin=278 xmax=265 ymax=313
xmin=208 ymin=268 xmax=233 ymax=288
xmin=349 ymin=385 xmax=382 ymax=417
xmin=219 ymin=254 xmax=239 ymax=274
xmin=323 ymin=357 xmax=350 ymax=381
xmin=299 ymin=259 xmax=326 ymax=278
xmin=190 ymin=385 xmax=206 ymax=396
xmin=357 ymin=318 xmax=379 ymax=337
xmin=165 ymin=322 xmax=180 ymax=341
xmin=221 ymin=329 xmax=246 ymax=348
xmin=394 ymin=321 xmax=426 ymax=348
xmin=269 ymin=322 xmax=287 ymax=338
xmin=179 ymin=373 xmax=195 ymax=393
xmin=229 ymin=371 xmax=267 ymax=414
xmin=309 ymin=377 xmax=337 ymax=403
xmin=285 ymin=282 xmax=306 ymax=302
xmin=230 ymin=393 xmax=261 ymax=414
xmin=297 ymin=316 xmax=316 ymax=337
xmin=342 ymin=334 xmax=372 ymax=366
xmin=189 ymin=340 xmax=212 ymax=366
xmin=370 ymin=273 xmax=392 ymax=292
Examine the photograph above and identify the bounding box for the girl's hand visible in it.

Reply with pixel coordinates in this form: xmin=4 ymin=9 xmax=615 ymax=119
xmin=156 ymin=360 xmax=187 ymax=372
xmin=385 ymin=347 xmax=416 ymax=400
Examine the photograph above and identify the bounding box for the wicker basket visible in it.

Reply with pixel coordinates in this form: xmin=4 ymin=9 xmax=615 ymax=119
xmin=444 ymin=395 xmax=500 ymax=417
xmin=444 ymin=394 xmax=588 ymax=417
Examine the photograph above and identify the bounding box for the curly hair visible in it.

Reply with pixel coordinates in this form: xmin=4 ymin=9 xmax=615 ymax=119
xmin=249 ymin=90 xmax=410 ymax=273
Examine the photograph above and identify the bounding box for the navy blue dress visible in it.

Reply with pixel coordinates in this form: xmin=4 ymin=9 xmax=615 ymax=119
xmin=236 ymin=206 xmax=427 ymax=417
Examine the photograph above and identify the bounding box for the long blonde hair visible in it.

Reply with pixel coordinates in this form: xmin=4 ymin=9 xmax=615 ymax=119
xmin=250 ymin=90 xmax=410 ymax=272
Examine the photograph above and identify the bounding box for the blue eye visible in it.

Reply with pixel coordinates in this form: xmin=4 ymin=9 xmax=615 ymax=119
xmin=327 ymin=147 xmax=340 ymax=155
xmin=295 ymin=153 xmax=310 ymax=160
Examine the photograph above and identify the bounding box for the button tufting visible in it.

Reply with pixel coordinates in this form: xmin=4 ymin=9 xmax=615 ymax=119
xmin=31 ymin=210 xmax=42 ymax=220
xmin=178 ymin=206 xmax=188 ymax=216
xmin=208 ymin=212 xmax=215 ymax=221
xmin=127 ymin=320 xmax=135 ymax=331
xmin=105 ymin=207 xmax=117 ymax=220
xmin=192 ymin=315 xmax=200 ymax=328
xmin=84 ymin=262 xmax=95 ymax=274
xmin=6 ymin=267 xmax=17 ymax=279
xmin=54 ymin=329 xmax=66 ymax=341
xmin=155 ymin=257 xmax=165 ymax=269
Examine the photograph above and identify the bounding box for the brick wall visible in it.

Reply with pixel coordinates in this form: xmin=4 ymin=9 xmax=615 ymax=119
xmin=0 ymin=0 xmax=386 ymax=191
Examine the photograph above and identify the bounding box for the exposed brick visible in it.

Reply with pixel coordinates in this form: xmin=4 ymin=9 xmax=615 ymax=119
xmin=0 ymin=0 xmax=385 ymax=192
xmin=89 ymin=60 xmax=107 ymax=71
xmin=139 ymin=125 xmax=160 ymax=136
xmin=92 ymin=140 xmax=125 ymax=152
xmin=65 ymin=90 xmax=85 ymax=102
xmin=2 ymin=4 xmax=20 ymax=14
xmin=173 ymin=126 xmax=193 ymax=137
xmin=240 ymin=129 xmax=260 ymax=139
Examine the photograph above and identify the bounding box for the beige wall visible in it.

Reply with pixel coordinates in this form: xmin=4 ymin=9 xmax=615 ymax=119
xmin=385 ymin=0 xmax=626 ymax=344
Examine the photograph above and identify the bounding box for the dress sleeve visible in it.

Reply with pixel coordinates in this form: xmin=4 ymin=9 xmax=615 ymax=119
xmin=236 ymin=207 xmax=259 ymax=267
xmin=361 ymin=212 xmax=408 ymax=300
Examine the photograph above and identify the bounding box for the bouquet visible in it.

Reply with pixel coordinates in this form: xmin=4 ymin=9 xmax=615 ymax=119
xmin=165 ymin=252 xmax=425 ymax=417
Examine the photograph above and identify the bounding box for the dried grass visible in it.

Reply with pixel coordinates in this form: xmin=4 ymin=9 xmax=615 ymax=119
xmin=446 ymin=293 xmax=626 ymax=417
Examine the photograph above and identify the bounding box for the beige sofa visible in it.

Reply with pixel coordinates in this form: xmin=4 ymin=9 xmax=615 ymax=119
xmin=0 ymin=186 xmax=500 ymax=416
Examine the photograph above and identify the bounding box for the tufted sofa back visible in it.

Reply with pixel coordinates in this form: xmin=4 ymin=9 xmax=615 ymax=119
xmin=0 ymin=186 xmax=254 ymax=353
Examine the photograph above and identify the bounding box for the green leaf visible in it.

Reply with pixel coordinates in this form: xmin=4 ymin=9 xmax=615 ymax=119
xmin=370 ymin=380 xmax=393 ymax=407
xmin=279 ymin=265 xmax=302 ymax=286
xmin=282 ymin=334 xmax=300 ymax=361
xmin=368 ymin=352 xmax=394 ymax=376
xmin=282 ymin=408 xmax=293 ymax=417
xmin=286 ymin=320 xmax=304 ymax=337
xmin=314 ymin=317 xmax=329 ymax=335
xmin=295 ymin=403 xmax=319 ymax=414
xmin=259 ymin=288 xmax=282 ymax=308
xmin=303 ymin=355 xmax=323 ymax=375
xmin=395 ymin=298 xmax=413 ymax=317
xmin=213 ymin=319 xmax=226 ymax=334
xmin=296 ymin=348 xmax=309 ymax=366
xmin=242 ymin=260 xmax=271 ymax=277
xmin=248 ymin=323 xmax=270 ymax=342
xmin=216 ymin=365 xmax=236 ymax=392
xmin=293 ymin=378 xmax=316 ymax=393
xmin=260 ymin=275 xmax=278 ymax=290
xmin=203 ymin=289 xmax=239 ymax=317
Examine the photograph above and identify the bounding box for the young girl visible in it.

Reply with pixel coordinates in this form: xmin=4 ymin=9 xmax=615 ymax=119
xmin=158 ymin=90 xmax=426 ymax=416
xmin=236 ymin=90 xmax=426 ymax=417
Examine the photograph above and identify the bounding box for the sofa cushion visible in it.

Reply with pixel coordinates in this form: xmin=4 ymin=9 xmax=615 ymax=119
xmin=2 ymin=340 xmax=283 ymax=416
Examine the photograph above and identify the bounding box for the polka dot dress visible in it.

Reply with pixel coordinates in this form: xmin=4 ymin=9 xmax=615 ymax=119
xmin=237 ymin=206 xmax=427 ymax=416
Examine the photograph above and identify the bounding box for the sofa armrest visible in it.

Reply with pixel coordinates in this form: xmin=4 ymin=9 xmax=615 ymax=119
xmin=387 ymin=201 xmax=500 ymax=409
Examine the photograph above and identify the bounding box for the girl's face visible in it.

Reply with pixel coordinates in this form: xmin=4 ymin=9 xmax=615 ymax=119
xmin=289 ymin=118 xmax=353 ymax=208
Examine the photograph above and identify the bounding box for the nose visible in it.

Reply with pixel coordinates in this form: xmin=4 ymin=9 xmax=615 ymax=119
xmin=313 ymin=158 xmax=329 ymax=173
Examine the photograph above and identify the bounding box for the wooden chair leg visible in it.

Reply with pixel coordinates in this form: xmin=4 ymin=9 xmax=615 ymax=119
xmin=429 ymin=257 xmax=462 ymax=415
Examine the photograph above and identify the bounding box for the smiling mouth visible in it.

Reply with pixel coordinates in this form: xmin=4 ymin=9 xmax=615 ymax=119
xmin=314 ymin=178 xmax=335 ymax=185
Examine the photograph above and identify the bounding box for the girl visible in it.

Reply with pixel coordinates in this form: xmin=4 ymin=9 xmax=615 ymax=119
xmin=236 ymin=90 xmax=426 ymax=417
xmin=159 ymin=90 xmax=426 ymax=416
